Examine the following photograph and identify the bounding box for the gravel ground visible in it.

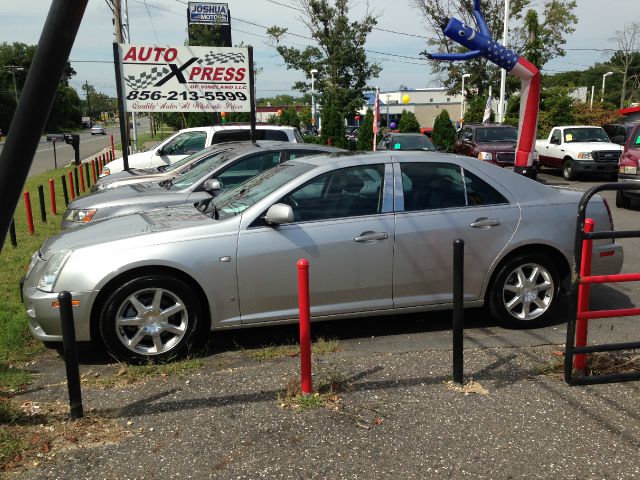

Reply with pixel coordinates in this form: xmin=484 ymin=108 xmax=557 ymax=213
xmin=8 ymin=335 xmax=640 ymax=480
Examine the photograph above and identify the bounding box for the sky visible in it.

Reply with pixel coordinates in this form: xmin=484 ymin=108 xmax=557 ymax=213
xmin=1 ymin=0 xmax=637 ymax=100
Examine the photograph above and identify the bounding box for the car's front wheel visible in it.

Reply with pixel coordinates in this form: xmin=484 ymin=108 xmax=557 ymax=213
xmin=488 ymin=253 xmax=561 ymax=328
xmin=99 ymin=274 xmax=206 ymax=363
xmin=562 ymin=159 xmax=575 ymax=181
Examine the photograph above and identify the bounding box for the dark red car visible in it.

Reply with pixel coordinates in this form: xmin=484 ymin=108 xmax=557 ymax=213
xmin=453 ymin=123 xmax=539 ymax=177
xmin=616 ymin=122 xmax=640 ymax=208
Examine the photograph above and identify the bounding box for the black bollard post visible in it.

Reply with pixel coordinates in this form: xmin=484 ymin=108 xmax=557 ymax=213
xmin=73 ymin=167 xmax=79 ymax=196
xmin=61 ymin=175 xmax=69 ymax=206
xmin=9 ymin=218 xmax=17 ymax=247
xmin=452 ymin=239 xmax=465 ymax=384
xmin=84 ymin=162 xmax=91 ymax=188
xmin=37 ymin=184 xmax=47 ymax=223
xmin=58 ymin=291 xmax=83 ymax=420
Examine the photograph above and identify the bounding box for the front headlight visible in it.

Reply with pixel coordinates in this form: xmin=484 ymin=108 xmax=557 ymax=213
xmin=102 ymin=167 xmax=110 ymax=175
xmin=478 ymin=152 xmax=493 ymax=161
xmin=65 ymin=208 xmax=97 ymax=224
xmin=619 ymin=166 xmax=638 ymax=175
xmin=577 ymin=152 xmax=592 ymax=159
xmin=37 ymin=250 xmax=72 ymax=292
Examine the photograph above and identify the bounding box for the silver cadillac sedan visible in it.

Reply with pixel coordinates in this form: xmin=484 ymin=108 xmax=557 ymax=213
xmin=23 ymin=152 xmax=623 ymax=363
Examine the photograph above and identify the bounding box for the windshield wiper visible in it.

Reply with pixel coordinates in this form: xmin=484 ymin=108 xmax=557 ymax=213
xmin=157 ymin=165 xmax=168 ymax=172
xmin=159 ymin=178 xmax=173 ymax=189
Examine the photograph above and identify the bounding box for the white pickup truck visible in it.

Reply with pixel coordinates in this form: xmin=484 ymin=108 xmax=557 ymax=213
xmin=535 ymin=126 xmax=623 ymax=180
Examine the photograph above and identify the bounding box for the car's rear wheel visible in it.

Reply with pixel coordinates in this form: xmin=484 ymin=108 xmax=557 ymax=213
xmin=99 ymin=275 xmax=205 ymax=363
xmin=488 ymin=253 xmax=561 ymax=328
xmin=616 ymin=190 xmax=631 ymax=208
xmin=562 ymin=159 xmax=575 ymax=181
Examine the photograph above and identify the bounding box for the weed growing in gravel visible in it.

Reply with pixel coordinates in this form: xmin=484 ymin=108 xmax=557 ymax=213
xmin=249 ymin=337 xmax=340 ymax=361
xmin=81 ymin=358 xmax=204 ymax=388
xmin=0 ymin=365 xmax=32 ymax=394
xmin=536 ymin=351 xmax=640 ymax=379
xmin=278 ymin=362 xmax=349 ymax=411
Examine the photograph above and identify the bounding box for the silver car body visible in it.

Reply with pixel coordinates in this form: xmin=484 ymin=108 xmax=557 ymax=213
xmin=24 ymin=152 xmax=623 ymax=344
xmin=62 ymin=143 xmax=344 ymax=229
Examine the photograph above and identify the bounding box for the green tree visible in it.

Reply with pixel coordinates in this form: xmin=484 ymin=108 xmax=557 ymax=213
xmin=321 ymin=93 xmax=347 ymax=148
xmin=267 ymin=0 xmax=381 ymax=121
xmin=432 ymin=109 xmax=457 ymax=151
xmin=463 ymin=96 xmax=485 ymax=124
xmin=537 ymin=86 xmax=575 ymax=138
xmin=415 ymin=0 xmax=577 ymax=96
xmin=267 ymin=107 xmax=300 ymax=127
xmin=398 ymin=109 xmax=420 ymax=133
xmin=356 ymin=108 xmax=374 ymax=150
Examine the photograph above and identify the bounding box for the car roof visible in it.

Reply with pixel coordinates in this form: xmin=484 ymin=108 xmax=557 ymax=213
xmin=554 ymin=125 xmax=605 ymax=129
xmin=466 ymin=123 xmax=516 ymax=128
xmin=176 ymin=124 xmax=296 ymax=134
xmin=389 ymin=133 xmax=428 ymax=137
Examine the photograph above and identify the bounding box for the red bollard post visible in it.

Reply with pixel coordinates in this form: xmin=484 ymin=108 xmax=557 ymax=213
xmin=68 ymin=171 xmax=75 ymax=200
xmin=49 ymin=178 xmax=57 ymax=215
xmin=110 ymin=134 xmax=115 ymax=159
xmin=91 ymin=159 xmax=97 ymax=183
xmin=297 ymin=259 xmax=313 ymax=395
xmin=79 ymin=163 xmax=85 ymax=193
xmin=24 ymin=191 xmax=34 ymax=235
xmin=574 ymin=218 xmax=594 ymax=373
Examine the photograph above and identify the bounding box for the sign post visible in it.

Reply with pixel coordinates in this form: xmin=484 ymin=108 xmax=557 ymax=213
xmin=46 ymin=133 xmax=65 ymax=169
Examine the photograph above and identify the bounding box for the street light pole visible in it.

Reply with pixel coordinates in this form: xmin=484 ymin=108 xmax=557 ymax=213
xmin=3 ymin=66 xmax=24 ymax=104
xmin=386 ymin=94 xmax=390 ymax=128
xmin=601 ymin=71 xmax=614 ymax=103
xmin=497 ymin=0 xmax=510 ymax=123
xmin=461 ymin=73 xmax=471 ymax=118
xmin=310 ymin=68 xmax=318 ymax=130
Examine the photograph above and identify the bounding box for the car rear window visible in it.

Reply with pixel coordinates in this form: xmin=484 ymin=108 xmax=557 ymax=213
xmin=212 ymin=129 xmax=289 ymax=143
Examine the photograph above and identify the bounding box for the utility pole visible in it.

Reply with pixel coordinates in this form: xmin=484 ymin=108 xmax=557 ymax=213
xmin=123 ymin=0 xmax=138 ymax=152
xmin=84 ymin=80 xmax=91 ymax=121
xmin=497 ymin=0 xmax=510 ymax=123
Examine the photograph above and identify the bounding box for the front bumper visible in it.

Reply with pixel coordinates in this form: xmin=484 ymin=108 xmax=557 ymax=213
xmin=572 ymin=160 xmax=618 ymax=174
xmin=23 ymin=285 xmax=97 ymax=342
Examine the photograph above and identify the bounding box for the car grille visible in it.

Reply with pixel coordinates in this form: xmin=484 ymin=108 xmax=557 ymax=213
xmin=496 ymin=152 xmax=515 ymax=164
xmin=593 ymin=150 xmax=620 ymax=163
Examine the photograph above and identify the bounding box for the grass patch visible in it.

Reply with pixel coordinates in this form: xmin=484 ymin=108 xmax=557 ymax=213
xmin=278 ymin=363 xmax=350 ymax=411
xmin=81 ymin=358 xmax=204 ymax=388
xmin=535 ymin=351 xmax=640 ymax=379
xmin=248 ymin=337 xmax=340 ymax=361
xmin=0 ymin=366 xmax=32 ymax=394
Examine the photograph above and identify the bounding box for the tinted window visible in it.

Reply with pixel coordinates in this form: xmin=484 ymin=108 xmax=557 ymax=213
xmin=162 ymin=131 xmax=207 ymax=155
xmin=632 ymin=127 xmax=640 ymax=146
xmin=563 ymin=127 xmax=609 ymax=143
xmin=390 ymin=135 xmax=435 ymax=151
xmin=263 ymin=130 xmax=289 ymax=141
xmin=474 ymin=127 xmax=517 ymax=142
xmin=463 ymin=169 xmax=508 ymax=205
xmin=217 ymin=152 xmax=281 ymax=188
xmin=280 ymin=165 xmax=385 ymax=222
xmin=551 ymin=129 xmax=561 ymax=144
xmin=401 ymin=163 xmax=466 ymax=211
xmin=212 ymin=129 xmax=290 ymax=143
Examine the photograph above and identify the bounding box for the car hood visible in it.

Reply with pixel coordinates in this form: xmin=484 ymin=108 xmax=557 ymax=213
xmin=41 ymin=205 xmax=212 ymax=259
xmin=565 ymin=142 xmax=623 ymax=152
xmin=99 ymin=171 xmax=173 ymax=190
xmin=69 ymin=181 xmax=182 ymax=209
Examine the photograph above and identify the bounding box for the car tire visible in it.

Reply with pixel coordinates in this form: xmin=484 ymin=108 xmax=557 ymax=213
xmin=487 ymin=253 xmax=561 ymax=329
xmin=99 ymin=274 xmax=206 ymax=363
xmin=616 ymin=190 xmax=631 ymax=209
xmin=562 ymin=159 xmax=575 ymax=181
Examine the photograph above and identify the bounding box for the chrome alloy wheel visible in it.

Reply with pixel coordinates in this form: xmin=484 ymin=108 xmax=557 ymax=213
xmin=115 ymin=288 xmax=188 ymax=355
xmin=501 ymin=263 xmax=554 ymax=321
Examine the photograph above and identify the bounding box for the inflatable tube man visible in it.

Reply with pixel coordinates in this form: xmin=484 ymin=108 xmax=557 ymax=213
xmin=427 ymin=0 xmax=540 ymax=177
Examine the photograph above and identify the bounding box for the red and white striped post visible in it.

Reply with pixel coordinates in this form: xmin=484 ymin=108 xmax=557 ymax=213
xmin=297 ymin=259 xmax=313 ymax=395
xmin=24 ymin=191 xmax=34 ymax=235
xmin=574 ymin=218 xmax=594 ymax=373
xmin=68 ymin=171 xmax=75 ymax=200
xmin=49 ymin=178 xmax=57 ymax=215
xmin=110 ymin=134 xmax=115 ymax=159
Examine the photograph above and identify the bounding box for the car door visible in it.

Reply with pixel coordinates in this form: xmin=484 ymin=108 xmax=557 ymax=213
xmin=393 ymin=161 xmax=520 ymax=307
xmin=236 ymin=163 xmax=394 ymax=323
xmin=543 ymin=129 xmax=563 ymax=167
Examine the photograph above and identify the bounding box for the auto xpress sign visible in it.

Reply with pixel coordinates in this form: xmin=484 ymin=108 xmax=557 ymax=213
xmin=118 ymin=44 xmax=250 ymax=113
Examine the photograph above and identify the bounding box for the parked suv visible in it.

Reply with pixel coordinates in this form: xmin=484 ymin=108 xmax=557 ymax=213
xmin=616 ymin=123 xmax=640 ymax=208
xmin=453 ymin=124 xmax=539 ymax=175
xmin=101 ymin=124 xmax=304 ymax=176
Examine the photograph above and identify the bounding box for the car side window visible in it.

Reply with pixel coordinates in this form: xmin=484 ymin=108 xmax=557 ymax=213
xmin=162 ymin=131 xmax=207 ymax=155
xmin=400 ymin=163 xmax=466 ymax=211
xmin=279 ymin=165 xmax=385 ymax=222
xmin=550 ymin=129 xmax=561 ymax=144
xmin=217 ymin=152 xmax=281 ymax=188
xmin=463 ymin=169 xmax=508 ymax=206
xmin=462 ymin=128 xmax=473 ymax=142
xmin=288 ymin=150 xmax=326 ymax=160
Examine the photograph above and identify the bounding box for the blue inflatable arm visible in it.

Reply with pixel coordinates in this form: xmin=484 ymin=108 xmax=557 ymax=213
xmin=427 ymin=50 xmax=482 ymax=61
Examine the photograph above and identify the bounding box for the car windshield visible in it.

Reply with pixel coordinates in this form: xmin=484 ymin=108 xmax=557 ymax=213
xmin=162 ymin=147 xmax=228 ymax=173
xmin=166 ymin=149 xmax=237 ymax=190
xmin=564 ymin=127 xmax=610 ymax=143
xmin=208 ymin=162 xmax=315 ymax=220
xmin=475 ymin=127 xmax=518 ymax=142
xmin=392 ymin=136 xmax=436 ymax=151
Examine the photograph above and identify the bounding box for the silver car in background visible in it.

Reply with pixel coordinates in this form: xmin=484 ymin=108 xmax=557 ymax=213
xmin=62 ymin=142 xmax=343 ymax=228
xmin=23 ymin=152 xmax=623 ymax=363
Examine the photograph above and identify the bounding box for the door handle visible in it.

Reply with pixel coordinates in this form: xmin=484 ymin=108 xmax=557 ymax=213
xmin=354 ymin=231 xmax=388 ymax=242
xmin=470 ymin=218 xmax=500 ymax=228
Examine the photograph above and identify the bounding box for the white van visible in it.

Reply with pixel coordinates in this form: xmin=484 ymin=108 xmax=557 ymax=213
xmin=101 ymin=124 xmax=303 ymax=176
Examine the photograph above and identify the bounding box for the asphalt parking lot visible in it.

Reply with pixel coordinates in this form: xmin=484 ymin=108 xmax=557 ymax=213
xmin=9 ymin=167 xmax=640 ymax=479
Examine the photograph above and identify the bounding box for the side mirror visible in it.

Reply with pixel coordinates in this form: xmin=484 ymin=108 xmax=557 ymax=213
xmin=156 ymin=147 xmax=165 ymax=156
xmin=203 ymin=178 xmax=222 ymax=193
xmin=264 ymin=203 xmax=294 ymax=225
